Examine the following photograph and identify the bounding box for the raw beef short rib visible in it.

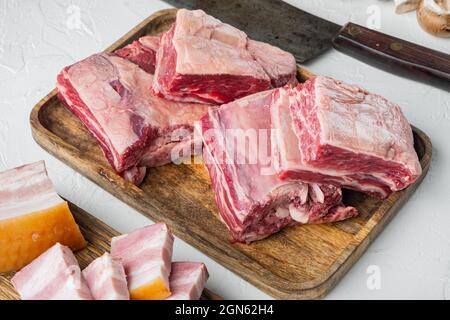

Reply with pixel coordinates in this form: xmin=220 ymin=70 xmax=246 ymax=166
xmin=57 ymin=53 xmax=209 ymax=185
xmin=201 ymin=90 xmax=357 ymax=243
xmin=114 ymin=36 xmax=159 ymax=74
xmin=271 ymin=76 xmax=422 ymax=198
xmin=247 ymin=39 xmax=298 ymax=88
xmin=153 ymin=9 xmax=297 ymax=105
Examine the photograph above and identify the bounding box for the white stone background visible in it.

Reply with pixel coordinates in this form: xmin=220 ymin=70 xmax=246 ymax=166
xmin=0 ymin=0 xmax=449 ymax=299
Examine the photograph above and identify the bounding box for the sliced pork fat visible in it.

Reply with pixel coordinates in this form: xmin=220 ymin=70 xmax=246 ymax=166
xmin=83 ymin=253 xmax=130 ymax=300
xmin=247 ymin=39 xmax=297 ymax=88
xmin=166 ymin=262 xmax=209 ymax=300
xmin=0 ymin=161 xmax=86 ymax=273
xmin=111 ymin=223 xmax=174 ymax=300
xmin=12 ymin=243 xmax=92 ymax=300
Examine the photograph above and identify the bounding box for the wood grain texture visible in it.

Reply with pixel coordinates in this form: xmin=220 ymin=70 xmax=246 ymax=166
xmin=29 ymin=9 xmax=433 ymax=300
xmin=333 ymin=22 xmax=450 ymax=92
xmin=0 ymin=202 xmax=220 ymax=300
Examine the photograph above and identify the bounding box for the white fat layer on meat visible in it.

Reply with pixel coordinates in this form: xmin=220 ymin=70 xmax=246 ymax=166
xmin=64 ymin=55 xmax=143 ymax=157
xmin=332 ymin=175 xmax=389 ymax=196
xmin=202 ymin=138 xmax=247 ymax=231
xmin=15 ymin=245 xmax=63 ymax=298
xmin=314 ymin=77 xmax=420 ymax=177
xmin=0 ymin=161 xmax=64 ymax=221
xmin=84 ymin=254 xmax=123 ymax=290
xmin=55 ymin=271 xmax=88 ymax=300
xmin=166 ymin=263 xmax=208 ymax=300
xmin=270 ymin=89 xmax=302 ymax=172
xmin=138 ymin=36 xmax=159 ymax=51
xmin=173 ymin=10 xmax=268 ymax=78
xmin=0 ymin=193 xmax=63 ymax=220
xmin=127 ymin=246 xmax=172 ymax=278
xmin=128 ymin=265 xmax=170 ymax=290
xmin=15 ymin=244 xmax=90 ymax=300
xmin=114 ymin=232 xmax=170 ymax=263
xmin=57 ymin=71 xmax=119 ymax=168
xmin=83 ymin=253 xmax=129 ymax=300
xmin=204 ymin=109 xmax=249 ymax=224
xmin=87 ymin=260 xmax=113 ymax=290
xmin=170 ymin=269 xmax=204 ymax=286
xmin=112 ymin=225 xmax=173 ymax=291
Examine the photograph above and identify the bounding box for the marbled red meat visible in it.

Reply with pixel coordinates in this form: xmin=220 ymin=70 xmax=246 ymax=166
xmin=271 ymin=77 xmax=422 ymax=198
xmin=114 ymin=36 xmax=159 ymax=74
xmin=56 ymin=53 xmax=209 ymax=184
xmin=200 ymin=90 xmax=357 ymax=243
xmin=153 ymin=9 xmax=297 ymax=105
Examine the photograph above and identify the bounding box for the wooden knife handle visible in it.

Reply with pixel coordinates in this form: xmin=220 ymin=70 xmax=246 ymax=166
xmin=332 ymin=22 xmax=450 ymax=91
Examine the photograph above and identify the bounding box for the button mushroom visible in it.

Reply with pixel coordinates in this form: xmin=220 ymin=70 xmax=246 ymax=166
xmin=395 ymin=0 xmax=420 ymax=14
xmin=417 ymin=0 xmax=450 ymax=37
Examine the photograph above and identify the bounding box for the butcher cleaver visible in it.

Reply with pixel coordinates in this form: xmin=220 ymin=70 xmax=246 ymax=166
xmin=163 ymin=0 xmax=450 ymax=91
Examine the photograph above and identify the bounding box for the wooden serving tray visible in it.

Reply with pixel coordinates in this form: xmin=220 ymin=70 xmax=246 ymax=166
xmin=29 ymin=9 xmax=432 ymax=299
xmin=0 ymin=201 xmax=220 ymax=300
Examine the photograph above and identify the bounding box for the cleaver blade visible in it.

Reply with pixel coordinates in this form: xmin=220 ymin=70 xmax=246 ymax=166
xmin=162 ymin=0 xmax=450 ymax=91
xmin=162 ymin=0 xmax=340 ymax=63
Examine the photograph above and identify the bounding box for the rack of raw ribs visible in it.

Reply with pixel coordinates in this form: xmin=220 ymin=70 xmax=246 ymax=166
xmin=57 ymin=9 xmax=422 ymax=244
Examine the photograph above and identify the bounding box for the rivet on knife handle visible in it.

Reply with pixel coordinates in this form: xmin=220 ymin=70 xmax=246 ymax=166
xmin=332 ymin=22 xmax=450 ymax=92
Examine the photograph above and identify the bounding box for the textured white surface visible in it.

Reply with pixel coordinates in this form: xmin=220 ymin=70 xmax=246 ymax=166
xmin=0 ymin=0 xmax=449 ymax=300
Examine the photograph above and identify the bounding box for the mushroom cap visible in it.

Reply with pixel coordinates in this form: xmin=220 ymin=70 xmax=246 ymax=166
xmin=395 ymin=0 xmax=420 ymax=14
xmin=417 ymin=0 xmax=450 ymax=37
